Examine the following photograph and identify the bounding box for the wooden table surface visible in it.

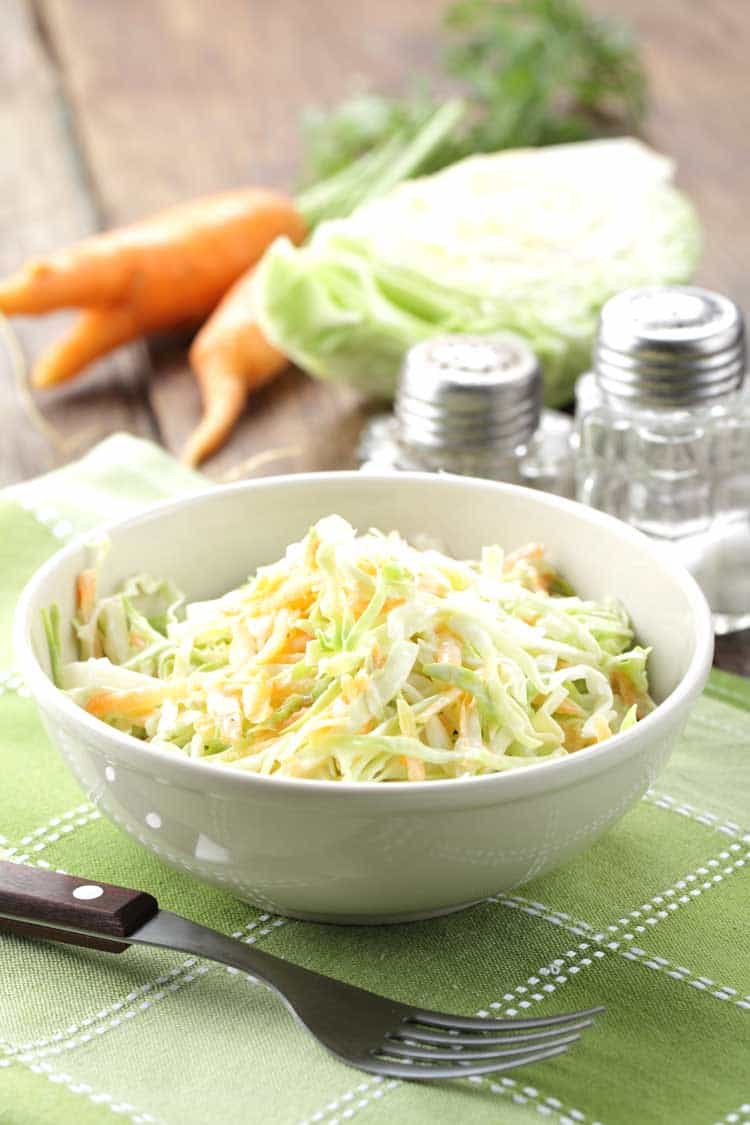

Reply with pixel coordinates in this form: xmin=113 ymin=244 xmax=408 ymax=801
xmin=2 ymin=0 xmax=749 ymax=672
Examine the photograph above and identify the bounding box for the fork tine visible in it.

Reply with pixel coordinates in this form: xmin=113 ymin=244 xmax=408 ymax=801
xmin=381 ymin=1030 xmax=580 ymax=1063
xmin=389 ymin=1015 xmax=596 ymax=1047
xmin=365 ymin=1042 xmax=571 ymax=1081
xmin=407 ymin=1004 xmax=605 ymax=1032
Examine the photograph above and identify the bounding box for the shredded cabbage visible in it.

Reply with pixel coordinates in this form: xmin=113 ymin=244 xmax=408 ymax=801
xmin=50 ymin=517 xmax=653 ymax=781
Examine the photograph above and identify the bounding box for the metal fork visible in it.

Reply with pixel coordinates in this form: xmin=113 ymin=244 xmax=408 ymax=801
xmin=0 ymin=861 xmax=603 ymax=1080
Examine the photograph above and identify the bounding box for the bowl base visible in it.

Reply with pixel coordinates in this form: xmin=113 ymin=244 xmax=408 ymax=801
xmin=237 ymin=897 xmax=485 ymax=926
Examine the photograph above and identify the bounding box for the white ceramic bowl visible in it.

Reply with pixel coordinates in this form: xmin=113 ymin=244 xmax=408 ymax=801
xmin=15 ymin=473 xmax=713 ymax=923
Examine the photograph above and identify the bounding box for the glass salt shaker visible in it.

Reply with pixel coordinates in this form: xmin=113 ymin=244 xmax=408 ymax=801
xmin=359 ymin=334 xmax=575 ymax=497
xmin=575 ymin=285 xmax=750 ymax=634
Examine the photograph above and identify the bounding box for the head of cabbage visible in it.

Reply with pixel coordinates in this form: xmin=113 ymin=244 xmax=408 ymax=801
xmin=255 ymin=138 xmax=700 ymax=406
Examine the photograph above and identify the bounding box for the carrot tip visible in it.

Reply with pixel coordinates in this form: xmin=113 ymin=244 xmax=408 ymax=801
xmin=180 ymin=420 xmax=223 ymax=467
xmin=30 ymin=363 xmax=62 ymax=389
xmin=182 ymin=361 xmax=251 ymax=465
xmin=180 ymin=435 xmax=204 ymax=468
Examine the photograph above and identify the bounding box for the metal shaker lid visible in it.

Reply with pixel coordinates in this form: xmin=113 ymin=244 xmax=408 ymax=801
xmin=594 ymin=286 xmax=746 ymax=407
xmin=395 ymin=334 xmax=542 ymax=458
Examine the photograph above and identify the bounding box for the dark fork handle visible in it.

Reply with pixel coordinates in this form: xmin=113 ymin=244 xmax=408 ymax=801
xmin=0 ymin=917 xmax=130 ymax=953
xmin=0 ymin=860 xmax=157 ymax=950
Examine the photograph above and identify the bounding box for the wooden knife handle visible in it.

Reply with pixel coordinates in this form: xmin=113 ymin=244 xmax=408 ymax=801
xmin=0 ymin=860 xmax=158 ymax=942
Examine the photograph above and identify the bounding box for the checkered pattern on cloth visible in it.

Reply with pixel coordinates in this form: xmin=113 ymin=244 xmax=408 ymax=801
xmin=1 ymin=435 xmax=748 ymax=1125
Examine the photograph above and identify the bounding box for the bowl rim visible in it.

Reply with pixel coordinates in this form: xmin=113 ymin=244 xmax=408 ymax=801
xmin=14 ymin=470 xmax=714 ymax=804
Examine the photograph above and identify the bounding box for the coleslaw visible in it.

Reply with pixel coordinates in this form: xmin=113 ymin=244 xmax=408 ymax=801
xmin=43 ymin=516 xmax=653 ymax=781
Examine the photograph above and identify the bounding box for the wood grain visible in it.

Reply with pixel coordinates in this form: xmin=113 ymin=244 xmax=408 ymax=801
xmin=590 ymin=0 xmax=750 ymax=305
xmin=713 ymin=631 xmax=750 ymax=679
xmin=35 ymin=0 xmax=443 ymax=478
xmin=0 ymin=0 xmax=158 ymax=488
xmin=40 ymin=0 xmax=442 ymax=217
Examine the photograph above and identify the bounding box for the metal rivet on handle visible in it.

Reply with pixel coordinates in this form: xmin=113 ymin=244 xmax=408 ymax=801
xmin=72 ymin=884 xmax=104 ymax=900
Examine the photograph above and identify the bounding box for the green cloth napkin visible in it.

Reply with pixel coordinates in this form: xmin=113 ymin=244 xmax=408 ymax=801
xmin=1 ymin=434 xmax=748 ymax=1125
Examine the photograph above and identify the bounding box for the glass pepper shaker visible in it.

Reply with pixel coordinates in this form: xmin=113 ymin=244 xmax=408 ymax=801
xmin=575 ymin=285 xmax=750 ymax=634
xmin=359 ymin=334 xmax=575 ymax=497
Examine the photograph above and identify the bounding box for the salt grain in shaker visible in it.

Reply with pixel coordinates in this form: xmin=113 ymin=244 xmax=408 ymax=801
xmin=359 ymin=334 xmax=574 ymax=496
xmin=575 ymin=285 xmax=750 ymax=633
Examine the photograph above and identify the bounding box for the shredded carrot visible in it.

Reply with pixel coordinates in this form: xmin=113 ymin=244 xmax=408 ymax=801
xmin=395 ymin=696 xmax=425 ymax=779
xmin=304 ymin=533 xmax=320 ymax=569
xmin=536 ymin=570 xmax=553 ymax=593
xmin=281 ymin=593 xmax=315 ymax=614
xmin=340 ymin=675 xmax=356 ymax=705
xmin=503 ymin=543 xmax=545 ymax=570
xmin=340 ymin=671 xmax=369 ymax=704
xmin=279 ymin=706 xmax=310 ymax=731
xmin=437 ymin=635 xmax=462 ymax=666
xmin=351 ymin=597 xmax=371 ymax=618
xmin=561 ymin=723 xmax=589 ymax=753
xmin=532 ymin=693 xmax=582 ymax=717
xmin=85 ymin=688 xmax=166 ymax=719
xmin=268 ymin=680 xmax=290 ymax=704
xmin=75 ymin=568 xmax=97 ymax=623
xmin=611 ymin=667 xmax=638 ymax=707
xmin=405 ymin=757 xmax=427 ymax=781
xmin=251 ymin=572 xmax=285 ymax=597
xmin=418 ymin=576 xmax=446 ymax=595
xmin=284 ymin=632 xmax=308 ymax=654
xmin=556 ymin=698 xmax=584 ymax=717
xmin=247 ymin=581 xmax=313 ymax=615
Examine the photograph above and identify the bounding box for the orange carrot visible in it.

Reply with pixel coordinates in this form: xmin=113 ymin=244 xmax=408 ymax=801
xmin=531 ymin=693 xmax=583 ymax=717
xmin=85 ymin=688 xmax=167 ymax=720
xmin=403 ymin=756 xmax=427 ymax=782
xmin=33 ymin=306 xmax=139 ymax=389
xmin=555 ymin=697 xmax=584 ymax=717
xmin=0 ymin=188 xmax=305 ymax=388
xmin=75 ymin=568 xmax=97 ymax=623
xmin=503 ymin=543 xmax=545 ymax=569
xmin=181 ymin=265 xmax=291 ymax=465
xmin=0 ymin=189 xmax=304 ymax=316
xmin=611 ymin=667 xmax=638 ymax=707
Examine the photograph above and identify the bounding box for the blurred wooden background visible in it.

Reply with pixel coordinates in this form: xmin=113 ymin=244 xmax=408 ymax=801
xmin=2 ymin=0 xmax=749 ymax=484
xmin=3 ymin=0 xmax=750 ymax=669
